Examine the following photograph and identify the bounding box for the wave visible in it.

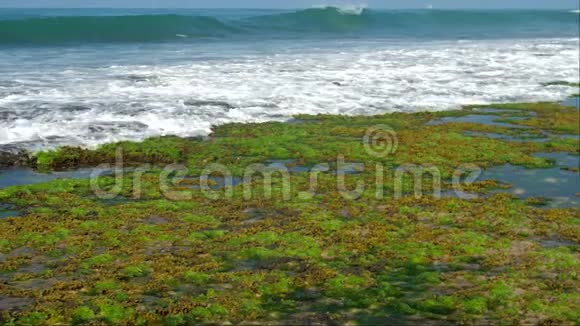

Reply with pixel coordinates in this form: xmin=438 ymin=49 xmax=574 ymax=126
xmin=0 ymin=8 xmax=576 ymax=44
xmin=312 ymin=5 xmax=368 ymax=15
xmin=0 ymin=14 xmax=240 ymax=43
xmin=243 ymin=6 xmax=373 ymax=32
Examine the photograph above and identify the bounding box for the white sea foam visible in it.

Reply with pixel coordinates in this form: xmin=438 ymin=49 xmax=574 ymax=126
xmin=312 ymin=4 xmax=367 ymax=15
xmin=335 ymin=5 xmax=367 ymax=15
xmin=0 ymin=38 xmax=578 ymax=151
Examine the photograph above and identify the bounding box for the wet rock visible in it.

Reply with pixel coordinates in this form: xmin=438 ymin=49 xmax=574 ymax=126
xmin=0 ymin=146 xmax=31 ymax=168
xmin=8 ymin=247 xmax=36 ymax=258
xmin=88 ymin=121 xmax=148 ymax=133
xmin=17 ymin=263 xmax=47 ymax=274
xmin=509 ymin=241 xmax=536 ymax=257
xmin=8 ymin=278 xmax=59 ymax=291
xmin=210 ymin=283 xmax=233 ymax=292
xmin=241 ymin=208 xmax=266 ymax=225
xmin=537 ymin=272 xmax=558 ymax=280
xmin=340 ymin=209 xmax=352 ymax=218
xmin=123 ymin=74 xmax=159 ymax=82
xmin=144 ymin=216 xmax=169 ymax=225
xmin=293 ymin=287 xmax=321 ymax=301
xmin=460 ymin=263 xmax=482 ymax=271
xmin=59 ymin=105 xmax=92 ymax=112
xmin=537 ymin=237 xmax=577 ymax=248
xmin=184 ymin=100 xmax=235 ymax=110
xmin=295 ymin=311 xmax=347 ymax=326
xmin=0 ymin=297 xmax=34 ymax=311
xmin=100 ymin=196 xmax=132 ymax=206
xmin=135 ymin=295 xmax=166 ymax=313
xmin=142 ymin=241 xmax=175 ymax=256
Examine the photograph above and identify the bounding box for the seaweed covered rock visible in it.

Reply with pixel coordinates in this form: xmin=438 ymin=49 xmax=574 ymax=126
xmin=0 ymin=146 xmax=31 ymax=168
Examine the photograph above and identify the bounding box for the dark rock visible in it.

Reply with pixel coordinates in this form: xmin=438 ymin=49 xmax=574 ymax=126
xmin=17 ymin=263 xmax=47 ymax=274
xmin=8 ymin=247 xmax=36 ymax=258
xmin=242 ymin=208 xmax=265 ymax=225
xmin=88 ymin=121 xmax=148 ymax=133
xmin=8 ymin=278 xmax=60 ymax=291
xmin=184 ymin=100 xmax=235 ymax=110
xmin=123 ymin=74 xmax=159 ymax=82
xmin=0 ymin=297 xmax=33 ymax=312
xmin=0 ymin=146 xmax=31 ymax=168
xmin=59 ymin=105 xmax=91 ymax=112
xmin=144 ymin=216 xmax=169 ymax=225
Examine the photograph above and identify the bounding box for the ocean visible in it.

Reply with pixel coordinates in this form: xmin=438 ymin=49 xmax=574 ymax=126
xmin=0 ymin=7 xmax=578 ymax=151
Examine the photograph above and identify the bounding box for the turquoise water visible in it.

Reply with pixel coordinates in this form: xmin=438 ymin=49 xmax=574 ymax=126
xmin=0 ymin=7 xmax=578 ymax=150
xmin=0 ymin=8 xmax=578 ymax=44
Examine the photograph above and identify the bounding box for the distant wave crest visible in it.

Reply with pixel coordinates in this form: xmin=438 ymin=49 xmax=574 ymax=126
xmin=245 ymin=6 xmax=372 ymax=32
xmin=312 ymin=5 xmax=368 ymax=15
xmin=0 ymin=8 xmax=576 ymax=44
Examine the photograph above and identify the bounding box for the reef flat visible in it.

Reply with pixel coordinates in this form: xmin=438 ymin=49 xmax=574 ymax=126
xmin=0 ymin=98 xmax=578 ymax=324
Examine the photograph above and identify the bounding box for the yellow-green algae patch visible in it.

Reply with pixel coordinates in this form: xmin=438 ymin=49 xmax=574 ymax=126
xmin=0 ymin=100 xmax=578 ymax=324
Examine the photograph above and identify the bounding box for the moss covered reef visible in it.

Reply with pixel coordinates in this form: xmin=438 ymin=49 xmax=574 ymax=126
xmin=33 ymin=137 xmax=201 ymax=172
xmin=28 ymin=101 xmax=579 ymax=173
xmin=468 ymin=102 xmax=580 ymax=135
xmin=0 ymin=100 xmax=578 ymax=324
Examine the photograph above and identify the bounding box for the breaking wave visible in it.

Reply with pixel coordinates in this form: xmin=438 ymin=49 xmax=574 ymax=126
xmin=0 ymin=8 xmax=576 ymax=44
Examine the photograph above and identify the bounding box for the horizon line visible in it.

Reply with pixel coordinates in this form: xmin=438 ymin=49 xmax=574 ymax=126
xmin=0 ymin=6 xmax=577 ymax=10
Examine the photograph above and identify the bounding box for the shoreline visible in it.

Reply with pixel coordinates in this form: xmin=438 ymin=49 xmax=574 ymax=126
xmin=0 ymin=81 xmax=578 ymax=160
xmin=0 ymin=91 xmax=578 ymax=173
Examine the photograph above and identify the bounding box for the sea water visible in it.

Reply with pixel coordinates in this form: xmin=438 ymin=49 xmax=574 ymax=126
xmin=0 ymin=7 xmax=578 ymax=150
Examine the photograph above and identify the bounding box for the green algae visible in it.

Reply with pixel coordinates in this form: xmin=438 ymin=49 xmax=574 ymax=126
xmin=0 ymin=100 xmax=578 ymax=324
xmin=34 ymin=136 xmax=198 ymax=171
xmin=468 ymin=102 xmax=580 ymax=135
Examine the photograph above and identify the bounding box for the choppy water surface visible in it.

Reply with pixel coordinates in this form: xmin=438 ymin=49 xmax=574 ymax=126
xmin=0 ymin=8 xmax=578 ymax=151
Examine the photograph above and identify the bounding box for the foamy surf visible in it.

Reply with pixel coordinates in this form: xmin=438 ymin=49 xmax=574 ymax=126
xmin=0 ymin=37 xmax=578 ymax=151
xmin=0 ymin=8 xmax=578 ymax=151
xmin=312 ymin=5 xmax=367 ymax=15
